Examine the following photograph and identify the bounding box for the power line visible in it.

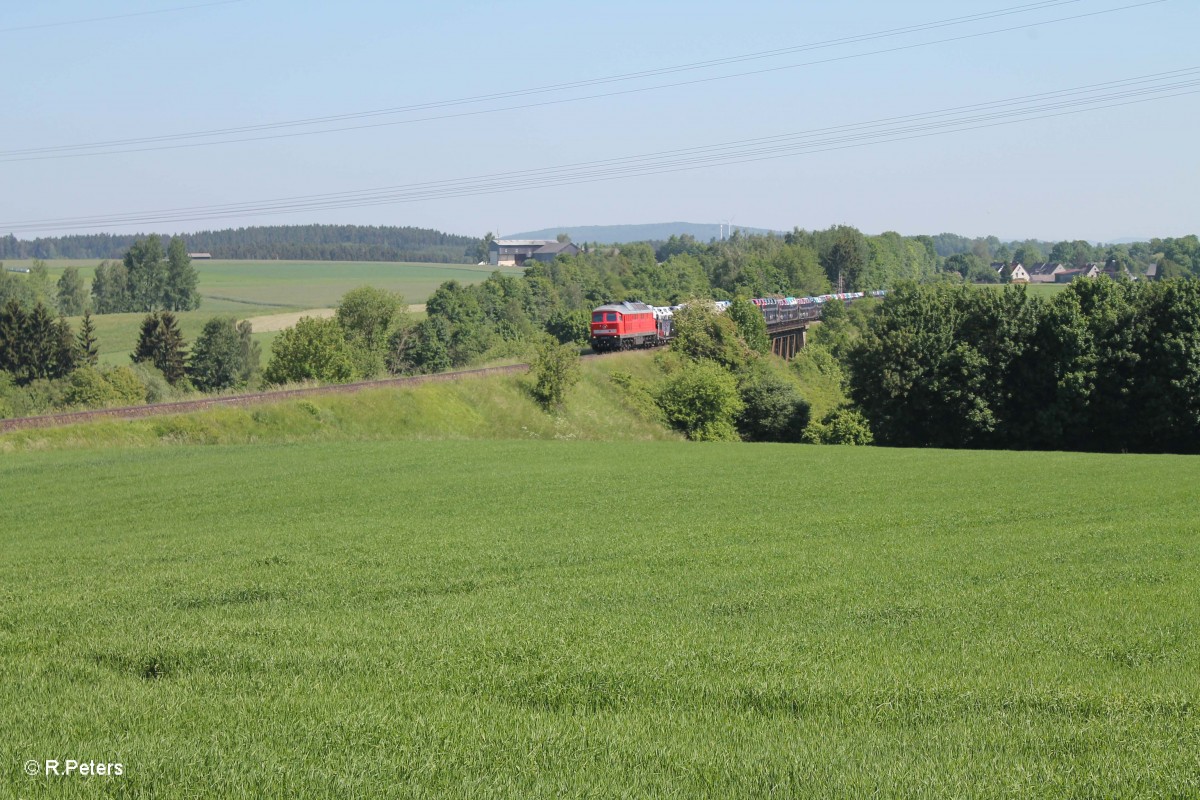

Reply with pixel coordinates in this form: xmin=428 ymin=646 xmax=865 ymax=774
xmin=0 ymin=0 xmax=247 ymax=34
xmin=0 ymin=0 xmax=1165 ymax=162
xmin=4 ymin=67 xmax=1194 ymax=233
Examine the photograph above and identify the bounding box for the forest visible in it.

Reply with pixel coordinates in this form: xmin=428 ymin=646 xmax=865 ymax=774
xmin=0 ymin=224 xmax=480 ymax=263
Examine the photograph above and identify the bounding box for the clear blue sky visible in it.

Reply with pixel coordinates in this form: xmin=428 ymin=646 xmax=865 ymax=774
xmin=2 ymin=0 xmax=1196 ymax=242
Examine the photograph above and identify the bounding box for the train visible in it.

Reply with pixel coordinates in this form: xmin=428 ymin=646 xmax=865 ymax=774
xmin=589 ymin=292 xmax=884 ymax=352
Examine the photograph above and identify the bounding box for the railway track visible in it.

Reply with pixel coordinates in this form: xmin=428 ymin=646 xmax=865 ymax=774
xmin=0 ymin=363 xmax=532 ymax=433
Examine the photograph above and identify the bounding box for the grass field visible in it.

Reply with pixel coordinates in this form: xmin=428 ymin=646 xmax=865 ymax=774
xmin=3 ymin=434 xmax=1199 ymax=797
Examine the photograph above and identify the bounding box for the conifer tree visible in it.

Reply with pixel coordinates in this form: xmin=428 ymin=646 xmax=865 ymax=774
xmin=76 ymin=311 xmax=100 ymax=366
xmin=132 ymin=311 xmax=188 ymax=384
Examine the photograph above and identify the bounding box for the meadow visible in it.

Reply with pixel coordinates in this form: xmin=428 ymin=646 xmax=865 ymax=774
xmin=3 ymin=433 xmax=1198 ymax=797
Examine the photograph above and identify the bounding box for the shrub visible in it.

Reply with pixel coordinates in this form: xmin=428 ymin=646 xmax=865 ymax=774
xmin=736 ymin=368 xmax=811 ymax=442
xmin=116 ymin=369 xmax=147 ymax=404
xmin=655 ymin=360 xmax=744 ymax=441
xmin=264 ymin=316 xmax=357 ymax=385
xmin=64 ymin=367 xmax=123 ymax=407
xmin=545 ymin=309 xmax=591 ymax=346
xmin=530 ymin=339 xmax=581 ymax=410
xmin=804 ymin=405 xmax=875 ymax=445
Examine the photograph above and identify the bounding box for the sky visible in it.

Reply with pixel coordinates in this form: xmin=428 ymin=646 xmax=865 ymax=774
xmin=1 ymin=0 xmax=1197 ymax=243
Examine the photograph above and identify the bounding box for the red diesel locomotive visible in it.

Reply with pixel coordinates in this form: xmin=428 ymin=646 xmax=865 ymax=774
xmin=589 ymin=302 xmax=666 ymax=351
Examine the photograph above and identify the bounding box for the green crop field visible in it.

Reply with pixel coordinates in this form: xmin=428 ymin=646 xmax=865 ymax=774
xmin=3 ymin=436 xmax=1198 ymax=797
xmin=8 ymin=258 xmax=504 ymax=312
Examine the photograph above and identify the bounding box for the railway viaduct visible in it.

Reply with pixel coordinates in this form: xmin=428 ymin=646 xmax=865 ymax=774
xmin=765 ymin=318 xmax=808 ymax=359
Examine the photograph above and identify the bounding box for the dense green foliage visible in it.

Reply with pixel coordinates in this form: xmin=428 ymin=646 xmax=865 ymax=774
xmin=91 ymin=236 xmax=201 ymax=313
xmin=3 ymin=440 xmax=1198 ymax=796
xmin=529 ymin=339 xmax=582 ymax=410
xmin=0 ymin=300 xmax=76 ymax=385
xmin=188 ymin=317 xmax=259 ymax=392
xmin=132 ymin=311 xmax=189 ymax=385
xmin=0 ymin=224 xmax=479 ymax=263
xmin=849 ymin=279 xmax=1200 ymax=452
xmin=263 ymin=316 xmax=357 ymax=385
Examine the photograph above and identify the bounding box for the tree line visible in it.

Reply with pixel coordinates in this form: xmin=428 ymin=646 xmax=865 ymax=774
xmin=0 ymin=224 xmax=479 ymax=263
xmin=848 ymin=280 xmax=1200 ymax=453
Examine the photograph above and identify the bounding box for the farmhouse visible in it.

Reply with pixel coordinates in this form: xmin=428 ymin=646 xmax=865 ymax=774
xmin=992 ymin=262 xmax=1030 ymax=284
xmin=489 ymin=239 xmax=580 ymax=267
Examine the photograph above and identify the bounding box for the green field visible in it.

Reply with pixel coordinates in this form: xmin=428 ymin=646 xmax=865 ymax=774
xmin=3 ymin=434 xmax=1198 ymax=796
xmin=9 ymin=258 xmax=504 ymax=311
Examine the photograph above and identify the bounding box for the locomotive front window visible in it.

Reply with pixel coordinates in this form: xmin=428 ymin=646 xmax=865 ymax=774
xmin=605 ymin=313 xmax=617 ymax=322
xmin=592 ymin=312 xmax=603 ymax=322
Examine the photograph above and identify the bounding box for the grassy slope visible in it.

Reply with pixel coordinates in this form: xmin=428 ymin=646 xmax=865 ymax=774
xmin=2 ymin=439 xmax=1198 ymax=798
xmin=0 ymin=352 xmax=676 ymax=452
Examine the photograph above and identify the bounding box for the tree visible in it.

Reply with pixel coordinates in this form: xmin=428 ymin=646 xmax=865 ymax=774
xmin=164 ymin=236 xmax=201 ymax=311
xmin=0 ymin=300 xmax=29 ymax=379
xmin=132 ymin=311 xmax=188 ymax=385
xmin=1012 ymin=244 xmax=1044 ymax=266
xmin=188 ymin=316 xmax=246 ymax=392
xmin=736 ymin=367 xmax=810 ymax=442
xmin=473 ymin=232 xmax=496 ymax=264
xmin=75 ymin=311 xmax=100 ymax=366
xmin=56 ymin=266 xmax=89 ymax=315
xmin=726 ymin=297 xmax=770 ymax=355
xmin=822 ymin=226 xmax=869 ymax=290
xmin=670 ymin=302 xmax=753 ymax=373
xmin=28 ymin=259 xmax=52 ymax=305
xmin=393 ymin=317 xmax=452 ymax=375
xmin=263 ymin=316 xmax=356 ymax=385
xmin=655 ymin=360 xmax=744 ymax=441
xmin=236 ymin=320 xmax=261 ymax=386
xmin=545 ymin=308 xmax=591 ymax=345
xmin=336 ymin=286 xmax=409 ymax=358
xmin=125 ymin=236 xmax=168 ymax=312
xmin=91 ymin=260 xmax=130 ymax=314
xmin=556 ymin=232 xmax=572 ymax=244
xmin=529 ymin=339 xmax=581 ymax=410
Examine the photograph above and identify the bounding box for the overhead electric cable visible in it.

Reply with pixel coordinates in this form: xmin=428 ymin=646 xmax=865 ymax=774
xmin=0 ymin=0 xmax=1165 ymax=162
xmin=3 ymin=67 xmax=1194 ymax=232
xmin=0 ymin=0 xmax=246 ymax=34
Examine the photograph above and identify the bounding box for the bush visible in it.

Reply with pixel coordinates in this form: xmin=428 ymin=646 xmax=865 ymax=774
xmin=545 ymin=309 xmax=592 ymax=346
xmin=803 ymin=405 xmax=874 ymax=445
xmin=530 ymin=339 xmax=581 ymax=410
xmin=655 ymin=360 xmax=744 ymax=441
xmin=736 ymin=367 xmax=810 ymax=442
xmin=123 ymin=363 xmax=166 ymax=403
xmin=64 ymin=367 xmax=123 ymax=407
xmin=264 ymin=316 xmax=357 ymax=385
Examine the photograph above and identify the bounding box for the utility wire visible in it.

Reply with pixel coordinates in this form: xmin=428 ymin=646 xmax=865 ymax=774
xmin=4 ymin=68 xmax=1193 ymax=232
xmin=0 ymin=0 xmax=1164 ymax=161
xmin=0 ymin=0 xmax=246 ymax=34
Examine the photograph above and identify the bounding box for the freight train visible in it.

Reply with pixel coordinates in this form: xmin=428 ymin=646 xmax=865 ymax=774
xmin=589 ymin=292 xmax=884 ymax=352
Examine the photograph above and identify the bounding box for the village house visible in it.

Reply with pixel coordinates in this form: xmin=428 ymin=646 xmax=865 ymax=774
xmin=488 ymin=239 xmax=580 ymax=267
xmin=1027 ymin=262 xmax=1069 ymax=283
xmin=992 ymin=261 xmax=1030 ymax=284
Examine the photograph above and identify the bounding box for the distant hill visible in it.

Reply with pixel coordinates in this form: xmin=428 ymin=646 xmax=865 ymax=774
xmin=0 ymin=224 xmax=479 ymax=263
xmin=505 ymin=222 xmax=785 ymax=244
